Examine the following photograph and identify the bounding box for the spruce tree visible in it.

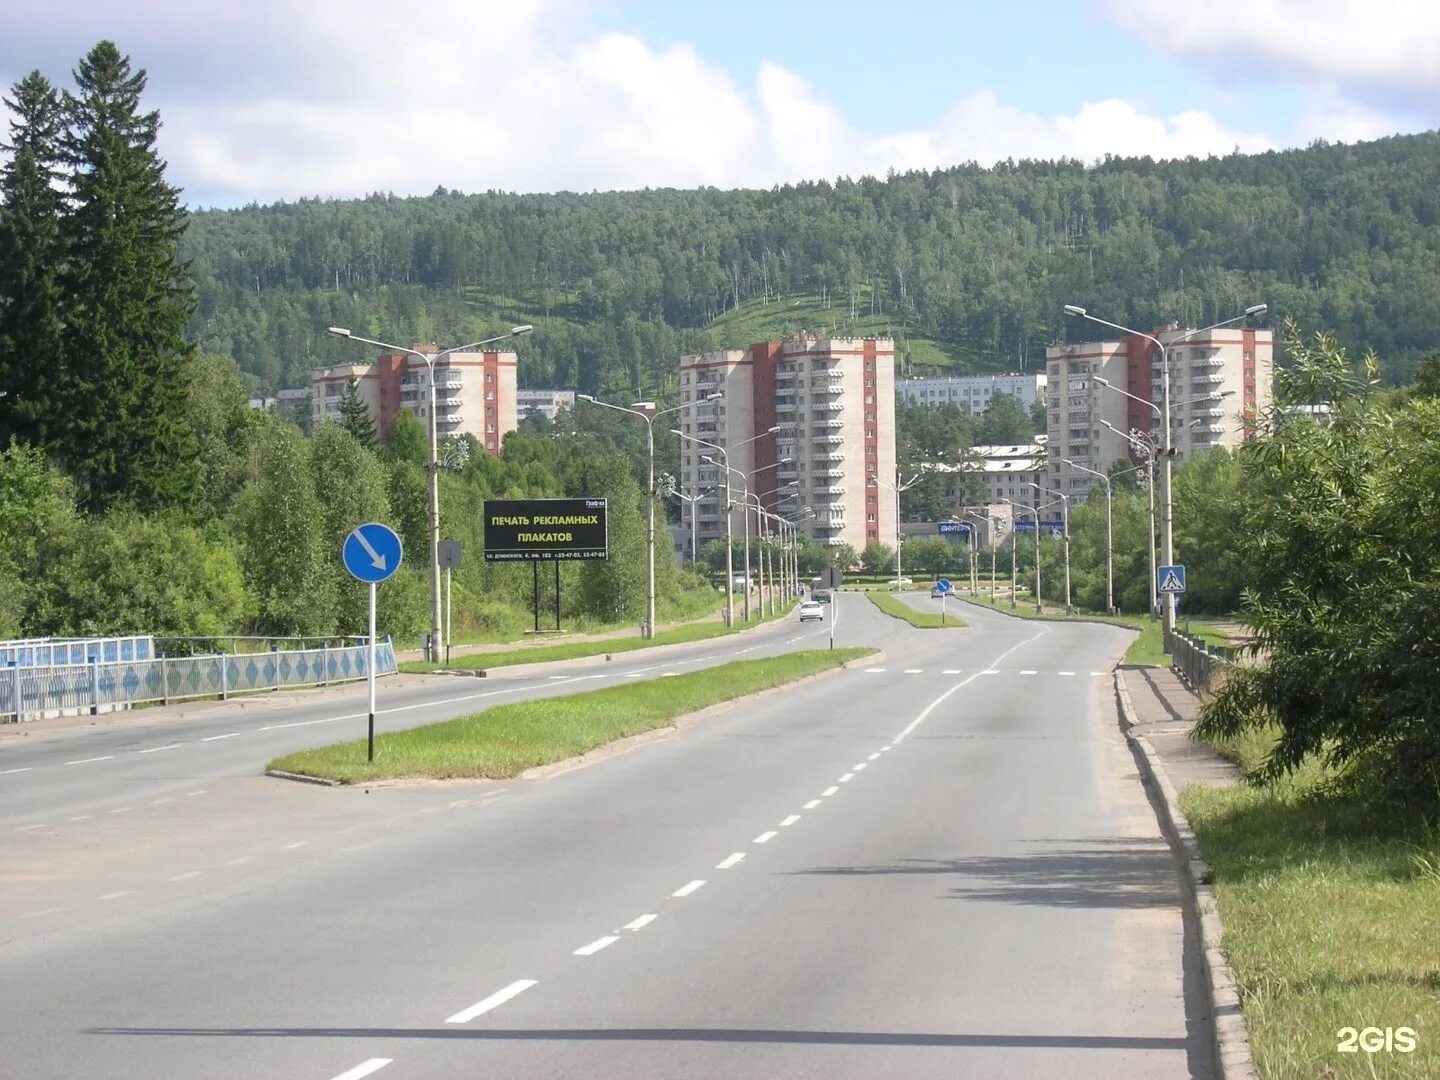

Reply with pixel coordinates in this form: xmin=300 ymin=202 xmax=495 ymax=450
xmin=0 ymin=72 xmax=66 ymax=451
xmin=338 ymin=375 xmax=376 ymax=446
xmin=58 ymin=41 xmax=197 ymax=511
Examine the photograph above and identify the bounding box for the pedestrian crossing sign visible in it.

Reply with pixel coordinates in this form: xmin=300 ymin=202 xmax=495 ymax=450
xmin=1157 ymin=564 xmax=1187 ymax=594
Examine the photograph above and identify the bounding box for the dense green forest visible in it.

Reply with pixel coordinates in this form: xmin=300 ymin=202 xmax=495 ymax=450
xmin=183 ymin=131 xmax=1440 ymax=396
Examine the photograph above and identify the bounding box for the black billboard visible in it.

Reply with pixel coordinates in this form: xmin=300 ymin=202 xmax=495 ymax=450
xmin=483 ymin=498 xmax=609 ymax=562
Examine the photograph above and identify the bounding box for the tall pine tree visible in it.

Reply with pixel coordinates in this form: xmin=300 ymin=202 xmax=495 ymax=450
xmin=338 ymin=375 xmax=377 ymax=446
xmin=59 ymin=41 xmax=197 ymax=511
xmin=0 ymin=72 xmax=66 ymax=452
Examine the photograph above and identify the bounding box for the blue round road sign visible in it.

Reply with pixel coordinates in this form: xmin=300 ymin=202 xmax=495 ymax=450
xmin=936 ymin=578 xmax=952 ymax=593
xmin=343 ymin=522 xmax=403 ymax=583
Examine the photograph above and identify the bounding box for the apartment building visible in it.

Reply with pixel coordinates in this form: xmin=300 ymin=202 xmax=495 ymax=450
xmin=897 ymin=372 xmax=1047 ymax=414
xmin=517 ymin=388 xmax=576 ymax=423
xmin=1044 ymin=326 xmax=1273 ymax=501
xmin=930 ymin=440 xmax=1050 ymax=508
xmin=676 ymin=336 xmax=896 ymax=555
xmin=311 ymin=346 xmax=519 ymax=454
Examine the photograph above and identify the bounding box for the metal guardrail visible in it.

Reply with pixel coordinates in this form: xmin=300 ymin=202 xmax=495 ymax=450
xmin=0 ymin=635 xmax=154 ymax=666
xmin=1168 ymin=630 xmax=1232 ymax=693
xmin=1 ymin=639 xmax=397 ymax=722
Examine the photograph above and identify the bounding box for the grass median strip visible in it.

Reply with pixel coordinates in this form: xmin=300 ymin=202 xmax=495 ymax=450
xmin=1181 ymin=747 xmax=1440 ymax=1079
xmin=400 ymin=603 xmax=797 ymax=675
xmin=865 ymin=591 xmax=965 ymax=628
xmin=270 ymin=647 xmax=875 ymax=783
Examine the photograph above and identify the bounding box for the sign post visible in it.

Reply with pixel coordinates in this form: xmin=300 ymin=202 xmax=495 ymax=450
xmin=342 ymin=522 xmax=403 ymax=762
xmin=484 ymin=498 xmax=610 ymax=635
xmin=438 ymin=541 xmax=461 ymax=664
xmin=935 ymin=577 xmax=952 ymax=625
xmin=823 ymin=566 xmax=844 ymax=649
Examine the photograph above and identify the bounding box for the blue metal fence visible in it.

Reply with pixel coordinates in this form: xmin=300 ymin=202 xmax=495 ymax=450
xmin=1 ymin=639 xmax=396 ymax=722
xmin=0 ymin=635 xmax=154 ymax=666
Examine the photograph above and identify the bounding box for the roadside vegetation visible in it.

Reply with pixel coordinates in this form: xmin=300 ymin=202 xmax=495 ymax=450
xmin=1181 ymin=736 xmax=1440 ymax=1080
xmin=401 ymin=599 xmax=799 ymax=673
xmin=271 ymin=648 xmax=874 ymax=783
xmin=865 ymin=591 xmax=965 ymax=629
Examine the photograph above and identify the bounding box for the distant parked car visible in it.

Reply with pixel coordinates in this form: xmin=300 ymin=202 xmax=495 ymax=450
xmin=930 ymin=586 xmax=947 ymax=599
xmin=798 ymin=600 xmax=824 ymax=622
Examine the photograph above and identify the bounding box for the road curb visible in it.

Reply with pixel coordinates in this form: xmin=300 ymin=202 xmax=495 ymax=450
xmin=264 ymin=768 xmax=342 ymax=787
xmin=1114 ymin=672 xmax=1258 ymax=1080
xmin=409 ymin=606 xmax=801 ymax=679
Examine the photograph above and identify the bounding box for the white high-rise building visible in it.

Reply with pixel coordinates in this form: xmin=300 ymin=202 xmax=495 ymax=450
xmin=677 ymin=336 xmax=896 ymax=556
xmin=897 ymin=372 xmax=1046 ymax=414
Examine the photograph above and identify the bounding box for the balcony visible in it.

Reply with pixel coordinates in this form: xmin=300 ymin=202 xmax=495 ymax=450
xmin=813 ymin=417 xmax=845 ymax=430
xmin=811 ymin=382 xmax=844 ymax=395
xmin=818 ymin=402 xmax=845 ymax=412
xmin=775 ymin=402 xmax=799 ymax=413
xmin=814 ymin=451 xmax=846 ymax=463
xmin=811 ymin=434 xmax=844 ymax=445
xmin=816 ymin=468 xmax=845 ymax=478
xmin=812 ymin=485 xmax=845 ymax=496
xmin=1196 ymin=373 xmax=1226 ymax=384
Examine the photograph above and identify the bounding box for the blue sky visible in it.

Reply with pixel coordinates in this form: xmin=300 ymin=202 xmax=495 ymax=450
xmin=1 ymin=0 xmax=1435 ymax=207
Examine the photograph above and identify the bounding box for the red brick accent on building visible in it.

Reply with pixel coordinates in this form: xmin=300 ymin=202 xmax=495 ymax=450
xmin=750 ymin=343 xmax=782 ymax=508
xmin=1124 ymin=334 xmax=1153 ymax=439
xmin=864 ymin=338 xmax=879 ymax=543
xmin=376 ymin=353 xmax=406 ymax=430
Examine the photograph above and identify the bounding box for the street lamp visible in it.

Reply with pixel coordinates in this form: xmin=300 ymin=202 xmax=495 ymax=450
xmin=576 ymin=392 xmax=722 ymax=638
xmin=1061 ymin=458 xmax=1115 ymax=615
xmin=673 ymin=425 xmax=778 ymax=628
xmin=1064 ymin=303 xmax=1265 ymax=644
xmin=867 ymin=469 xmax=922 ymax=585
xmin=1100 ymin=422 xmax=1161 ymax=617
xmin=1026 ymin=482 xmax=1071 ymax=613
xmin=745 ymin=482 xmax=798 ymax=615
xmin=327 ymin=323 xmax=533 ymax=660
xmin=1002 ymin=497 xmax=1046 ymax=613
xmin=705 ymin=455 xmax=790 ymax=621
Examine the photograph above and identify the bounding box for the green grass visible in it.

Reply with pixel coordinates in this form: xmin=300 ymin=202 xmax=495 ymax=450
xmin=270 ymin=648 xmax=876 ymax=783
xmin=953 ymin=594 xmax=1164 ymax=665
xmin=866 ymin=591 xmax=966 ymax=628
xmin=400 ymin=600 xmax=796 ymax=674
xmin=1181 ymin=753 xmax=1440 ymax=1079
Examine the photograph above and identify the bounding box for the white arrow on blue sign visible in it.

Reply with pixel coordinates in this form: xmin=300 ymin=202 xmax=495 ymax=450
xmin=935 ymin=578 xmax=952 ymax=593
xmin=1157 ymin=564 xmax=1187 ymax=594
xmin=343 ymin=522 xmax=404 ymax=583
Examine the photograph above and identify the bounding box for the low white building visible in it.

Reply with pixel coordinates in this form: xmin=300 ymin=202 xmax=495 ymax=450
xmin=517 ymin=388 xmax=576 ymax=422
xmin=898 ymin=372 xmax=1046 ymax=414
xmin=927 ymin=440 xmax=1049 ymax=508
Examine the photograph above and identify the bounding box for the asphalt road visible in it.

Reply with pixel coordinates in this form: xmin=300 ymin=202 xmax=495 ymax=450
xmin=0 ymin=594 xmax=1210 ymax=1079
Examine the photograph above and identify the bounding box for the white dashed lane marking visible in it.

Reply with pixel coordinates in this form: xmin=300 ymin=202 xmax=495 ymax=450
xmin=446 ymin=979 xmax=538 ymax=1024
xmin=573 ymin=935 xmax=619 ymax=956
xmin=624 ymin=914 xmax=657 ymax=931
xmin=779 ymin=814 xmax=800 ymax=827
xmin=716 ymin=853 xmax=745 ymax=870
xmin=328 ymin=1059 xmax=392 ymax=1080
xmin=672 ymin=880 xmax=706 ymax=898
xmin=753 ymin=830 xmax=777 ymax=844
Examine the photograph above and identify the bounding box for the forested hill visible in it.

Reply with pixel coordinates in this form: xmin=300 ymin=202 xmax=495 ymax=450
xmin=181 ymin=131 xmax=1440 ymax=396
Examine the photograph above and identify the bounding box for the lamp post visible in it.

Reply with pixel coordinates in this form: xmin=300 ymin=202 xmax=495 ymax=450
xmin=1062 ymin=458 xmax=1114 ymax=615
xmin=707 ymin=456 xmax=789 ymax=621
xmin=1026 ymin=482 xmax=1071 ymax=613
xmin=1001 ymin=500 xmax=1019 ymax=607
xmin=666 ymin=482 xmax=714 ymax=565
xmin=1002 ymin=497 xmax=1044 ymax=612
xmin=327 ymin=323 xmax=533 ymax=661
xmin=747 ymin=483 xmax=798 ymax=615
xmin=1064 ymin=303 xmax=1265 ymax=645
xmin=675 ymin=426 xmax=779 ymax=627
xmin=576 ymin=392 xmax=722 ymax=639
xmin=867 ymin=469 xmax=922 ymax=585
xmin=961 ymin=510 xmax=988 ymax=596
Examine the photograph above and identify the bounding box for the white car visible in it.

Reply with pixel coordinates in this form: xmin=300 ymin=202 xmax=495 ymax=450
xmin=798 ymin=600 xmax=824 ymax=622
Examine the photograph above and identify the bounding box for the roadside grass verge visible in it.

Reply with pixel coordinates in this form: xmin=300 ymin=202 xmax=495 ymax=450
xmin=866 ymin=591 xmax=966 ymax=628
xmin=270 ymin=647 xmax=875 ymax=783
xmin=400 ymin=600 xmax=796 ymax=674
xmin=1180 ymin=749 xmax=1440 ymax=1079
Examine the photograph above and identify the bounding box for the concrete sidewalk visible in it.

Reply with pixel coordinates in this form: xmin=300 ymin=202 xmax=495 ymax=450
xmin=1119 ymin=665 xmax=1240 ymax=789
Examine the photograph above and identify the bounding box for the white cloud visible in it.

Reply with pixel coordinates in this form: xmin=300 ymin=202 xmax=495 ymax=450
xmin=12 ymin=0 xmax=1398 ymax=207
xmin=1101 ymin=0 xmax=1440 ymax=103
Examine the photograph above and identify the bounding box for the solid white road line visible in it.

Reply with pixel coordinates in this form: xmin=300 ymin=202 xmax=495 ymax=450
xmin=624 ymin=914 xmax=658 ymax=931
xmin=574 ymin=935 xmax=620 ymax=956
xmin=202 ymin=733 xmax=239 ymax=742
xmin=445 ymin=979 xmax=539 ymax=1024
xmin=803 ymin=799 xmax=822 ymax=810
xmin=753 ymin=831 xmax=777 ymax=844
xmin=328 ymin=1057 xmax=393 ymax=1080
xmin=65 ymin=756 xmax=114 ymax=765
xmin=716 ymin=853 xmax=745 ymax=869
xmin=779 ymin=814 xmax=800 ymax=827
xmin=821 ymin=786 xmax=839 ymax=796
xmin=672 ymin=880 xmax=706 ymax=897
xmin=137 ymin=744 xmax=182 ymax=754
xmin=891 ymin=630 xmax=1045 ymax=745
xmin=1 ymin=767 xmax=33 ymax=775
xmin=258 ymin=717 xmax=338 ymax=731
